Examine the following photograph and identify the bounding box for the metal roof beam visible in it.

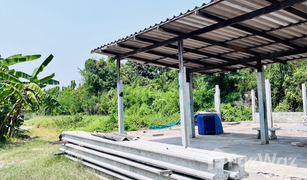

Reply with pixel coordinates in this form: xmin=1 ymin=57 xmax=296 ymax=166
xmin=117 ymin=42 xmax=236 ymax=72
xmin=135 ymin=36 xmax=219 ymax=62
xmin=133 ymin=36 xmax=242 ymax=71
xmin=128 ymin=56 xmax=178 ymax=69
xmin=99 ymin=50 xmax=120 ymax=56
xmin=270 ymin=58 xmax=287 ymax=64
xmin=191 ymin=46 xmax=307 ymax=73
xmin=226 ymin=20 xmax=307 ymax=44
xmin=195 ymin=10 xmax=301 ymax=49
xmin=231 ymin=24 xmax=301 ymax=49
xmin=157 ymin=27 xmax=257 ymax=68
xmin=266 ymin=0 xmax=307 ymax=19
xmin=117 ymin=43 xmax=210 ymax=66
xmin=158 ymin=26 xmax=258 ymax=56
xmin=100 ymin=47 xmax=178 ymax=69
xmin=117 ymin=0 xmax=305 ymax=59
xmin=129 ymin=56 xmax=214 ymax=75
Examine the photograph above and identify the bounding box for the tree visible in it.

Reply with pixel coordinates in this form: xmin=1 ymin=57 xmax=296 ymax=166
xmin=265 ymin=60 xmax=307 ymax=112
xmin=80 ymin=57 xmax=117 ymax=95
xmin=0 ymin=54 xmax=60 ymax=138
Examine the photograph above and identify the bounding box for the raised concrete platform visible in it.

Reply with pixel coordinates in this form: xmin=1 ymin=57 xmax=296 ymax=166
xmin=128 ymin=122 xmax=307 ymax=180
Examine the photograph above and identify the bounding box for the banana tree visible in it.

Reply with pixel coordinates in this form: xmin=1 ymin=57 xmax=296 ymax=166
xmin=8 ymin=54 xmax=59 ymax=87
xmin=0 ymin=54 xmax=41 ymax=68
xmin=0 ymin=71 xmax=46 ymax=136
xmin=0 ymin=75 xmax=45 ymax=136
xmin=0 ymin=54 xmax=60 ymax=138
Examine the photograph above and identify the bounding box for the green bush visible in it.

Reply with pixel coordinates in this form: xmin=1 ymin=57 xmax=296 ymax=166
xmin=221 ymin=103 xmax=252 ymax=122
xmin=274 ymin=101 xmax=290 ymax=112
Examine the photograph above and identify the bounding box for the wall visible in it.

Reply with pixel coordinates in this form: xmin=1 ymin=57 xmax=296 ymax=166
xmin=254 ymin=112 xmax=305 ymax=123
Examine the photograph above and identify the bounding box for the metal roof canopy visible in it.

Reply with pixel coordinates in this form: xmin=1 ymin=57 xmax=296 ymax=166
xmin=92 ymin=0 xmax=307 ymax=75
xmin=91 ymin=0 xmax=307 ymax=146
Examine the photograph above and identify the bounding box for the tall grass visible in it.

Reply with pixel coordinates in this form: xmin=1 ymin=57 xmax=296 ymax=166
xmin=26 ymin=113 xmax=181 ymax=133
xmin=0 ymin=113 xmax=181 ymax=179
xmin=0 ymin=127 xmax=100 ymax=180
xmin=26 ymin=115 xmax=110 ymax=133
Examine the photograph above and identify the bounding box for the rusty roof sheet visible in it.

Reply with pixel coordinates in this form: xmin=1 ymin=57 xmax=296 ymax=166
xmin=92 ymin=0 xmax=307 ymax=75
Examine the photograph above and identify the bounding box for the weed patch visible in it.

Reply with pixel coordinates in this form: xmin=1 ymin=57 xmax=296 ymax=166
xmin=0 ymin=124 xmax=100 ymax=180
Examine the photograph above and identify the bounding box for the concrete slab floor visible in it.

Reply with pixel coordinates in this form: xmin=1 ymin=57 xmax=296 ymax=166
xmin=128 ymin=122 xmax=307 ymax=179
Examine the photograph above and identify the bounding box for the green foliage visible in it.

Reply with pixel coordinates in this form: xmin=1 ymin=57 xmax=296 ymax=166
xmin=28 ymin=115 xmax=115 ymax=133
xmin=127 ymin=61 xmax=161 ymax=79
xmin=46 ymin=57 xmax=261 ymax=127
xmin=31 ymin=54 xmax=54 ymax=78
xmin=57 ymin=90 xmax=82 ymax=115
xmin=234 ymin=69 xmax=257 ymax=94
xmin=42 ymin=56 xmax=307 ymax=135
xmin=193 ymin=80 xmax=215 ymax=111
xmin=80 ymin=57 xmax=117 ymax=95
xmin=274 ymin=101 xmax=289 ymax=112
xmin=0 ymin=54 xmax=41 ymax=67
xmin=0 ymin=54 xmax=60 ymax=139
xmin=266 ymin=60 xmax=307 ymax=112
xmin=221 ymin=103 xmax=252 ymax=122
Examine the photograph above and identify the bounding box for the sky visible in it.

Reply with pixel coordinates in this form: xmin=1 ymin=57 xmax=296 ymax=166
xmin=1 ymin=0 xmax=209 ymax=88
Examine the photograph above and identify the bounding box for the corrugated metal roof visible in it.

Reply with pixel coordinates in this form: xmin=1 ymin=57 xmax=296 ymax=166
xmin=92 ymin=0 xmax=307 ymax=75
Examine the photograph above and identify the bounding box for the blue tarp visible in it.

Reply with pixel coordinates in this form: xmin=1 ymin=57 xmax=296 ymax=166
xmin=197 ymin=113 xmax=223 ymax=135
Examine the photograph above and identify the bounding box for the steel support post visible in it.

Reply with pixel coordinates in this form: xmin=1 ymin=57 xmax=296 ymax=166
xmin=303 ymin=84 xmax=307 ymax=116
xmin=186 ymin=71 xmax=195 ymax=138
xmin=215 ymin=85 xmax=221 ymax=120
xmin=117 ymin=59 xmax=124 ymax=134
xmin=178 ymin=39 xmax=190 ymax=147
xmin=256 ymin=62 xmax=269 ymax=144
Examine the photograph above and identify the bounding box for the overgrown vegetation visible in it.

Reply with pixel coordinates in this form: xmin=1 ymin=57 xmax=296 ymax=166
xmin=2 ymin=54 xmax=307 ymax=142
xmin=0 ymin=54 xmax=60 ymax=141
xmin=42 ymin=57 xmax=307 ymax=125
xmin=26 ymin=113 xmax=180 ymax=133
xmin=0 ymin=124 xmax=100 ymax=180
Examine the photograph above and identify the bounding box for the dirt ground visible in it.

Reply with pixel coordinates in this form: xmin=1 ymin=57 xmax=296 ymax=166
xmin=128 ymin=122 xmax=307 ymax=180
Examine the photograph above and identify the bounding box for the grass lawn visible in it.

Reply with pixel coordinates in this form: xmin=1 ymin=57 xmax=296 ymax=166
xmin=0 ymin=123 xmax=101 ymax=180
xmin=0 ymin=114 xmax=180 ymax=179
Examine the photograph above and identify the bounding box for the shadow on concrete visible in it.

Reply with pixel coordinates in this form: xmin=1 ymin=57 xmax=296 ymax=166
xmin=149 ymin=130 xmax=307 ymax=169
